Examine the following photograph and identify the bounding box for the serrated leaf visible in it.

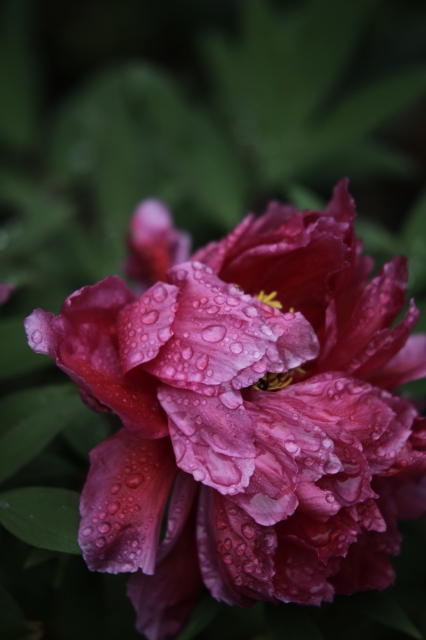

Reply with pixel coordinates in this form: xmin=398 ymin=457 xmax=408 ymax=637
xmin=0 ymin=487 xmax=81 ymax=554
xmin=265 ymin=603 xmax=325 ymax=640
xmin=177 ymin=596 xmax=222 ymax=640
xmin=345 ymin=592 xmax=422 ymax=639
xmin=0 ymin=385 xmax=87 ymax=484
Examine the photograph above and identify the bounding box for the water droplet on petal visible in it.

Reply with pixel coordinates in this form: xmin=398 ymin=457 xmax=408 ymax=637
xmin=108 ymin=502 xmax=120 ymax=515
xmin=31 ymin=330 xmax=42 ymax=344
xmin=241 ymin=523 xmax=255 ymax=539
xmin=202 ymin=325 xmax=226 ymax=343
xmin=284 ymin=440 xmax=299 ymax=454
xmin=243 ymin=306 xmax=258 ymax=318
xmin=182 ymin=346 xmax=193 ymax=360
xmin=152 ymin=285 xmax=167 ymax=303
xmin=141 ymin=310 xmax=159 ymax=325
xmin=81 ymin=526 xmax=93 ymax=537
xmin=110 ymin=483 xmax=121 ymax=495
xmin=196 ymin=353 xmax=209 ymax=370
xmin=222 ymin=553 xmax=233 ymax=565
xmin=193 ymin=468 xmax=206 ymax=481
xmin=125 ymin=474 xmax=145 ymax=488
xmin=236 ymin=542 xmax=246 ymax=555
xmin=98 ymin=522 xmax=111 ymax=534
xmin=96 ymin=537 xmax=106 ymax=548
xmin=230 ymin=342 xmax=243 ymax=354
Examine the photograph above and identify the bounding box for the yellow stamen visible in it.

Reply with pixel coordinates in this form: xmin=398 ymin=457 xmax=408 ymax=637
xmin=256 ymin=290 xmax=283 ymax=309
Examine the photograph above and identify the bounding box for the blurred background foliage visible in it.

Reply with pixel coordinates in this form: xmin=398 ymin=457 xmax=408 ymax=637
xmin=1 ymin=0 xmax=426 ymax=638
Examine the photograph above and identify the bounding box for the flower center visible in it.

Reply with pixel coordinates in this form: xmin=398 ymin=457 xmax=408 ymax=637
xmin=256 ymin=290 xmax=283 ymax=309
xmin=252 ymin=367 xmax=305 ymax=392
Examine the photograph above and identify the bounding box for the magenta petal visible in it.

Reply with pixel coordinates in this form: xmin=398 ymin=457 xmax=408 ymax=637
xmin=197 ymin=486 xmax=276 ymax=606
xmin=118 ymin=282 xmax=179 ymax=372
xmin=146 ymin=261 xmax=318 ymax=391
xmin=159 ymin=386 xmax=256 ymax=494
xmin=79 ymin=429 xmax=176 ymax=575
xmin=367 ymin=332 xmax=426 ymax=389
xmin=127 ymin=473 xmax=201 ymax=640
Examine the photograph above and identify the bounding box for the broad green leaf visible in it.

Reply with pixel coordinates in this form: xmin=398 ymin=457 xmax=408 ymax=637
xmin=265 ymin=603 xmax=325 ymax=640
xmin=0 ymin=0 xmax=38 ymax=150
xmin=63 ymin=411 xmax=111 ymax=459
xmin=345 ymin=592 xmax=422 ymax=639
xmin=0 ymin=487 xmax=81 ymax=554
xmin=311 ymin=65 xmax=426 ymax=159
xmin=0 ymin=317 xmax=50 ymax=381
xmin=354 ymin=218 xmax=400 ymax=258
xmin=286 ymin=184 xmax=325 ymax=211
xmin=177 ymin=596 xmax=222 ymax=640
xmin=0 ymin=385 xmax=87 ymax=484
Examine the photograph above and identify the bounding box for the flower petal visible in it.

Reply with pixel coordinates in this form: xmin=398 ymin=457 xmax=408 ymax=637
xmin=25 ymin=277 xmax=168 ymax=437
xmin=118 ymin=282 xmax=179 ymax=372
xmin=126 ymin=473 xmax=201 ymax=640
xmin=125 ymin=199 xmax=191 ymax=288
xmin=159 ymin=386 xmax=256 ymax=494
xmin=366 ymin=332 xmax=426 ymax=390
xmin=197 ymin=486 xmax=277 ymax=606
xmin=79 ymin=429 xmax=176 ymax=575
xmin=145 ymin=261 xmax=318 ymax=391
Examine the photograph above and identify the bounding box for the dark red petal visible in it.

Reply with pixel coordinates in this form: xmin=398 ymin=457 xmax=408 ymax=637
xmin=79 ymin=429 xmax=176 ymax=575
xmin=127 ymin=473 xmax=201 ymax=640
xmin=197 ymin=486 xmax=276 ymax=606
xmin=25 ymin=277 xmax=168 ymax=437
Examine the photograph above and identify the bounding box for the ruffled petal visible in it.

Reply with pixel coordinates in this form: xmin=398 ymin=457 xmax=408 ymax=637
xmin=158 ymin=386 xmax=256 ymax=494
xmin=197 ymin=486 xmax=277 ymax=606
xmin=126 ymin=473 xmax=201 ymax=640
xmin=118 ymin=282 xmax=179 ymax=372
xmin=125 ymin=199 xmax=191 ymax=288
xmin=79 ymin=429 xmax=176 ymax=575
xmin=145 ymin=261 xmax=318 ymax=391
xmin=25 ymin=277 xmax=168 ymax=437
xmin=367 ymin=332 xmax=426 ymax=389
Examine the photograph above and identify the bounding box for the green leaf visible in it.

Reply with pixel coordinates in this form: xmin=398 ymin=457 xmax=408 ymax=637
xmin=0 ymin=385 xmax=87 ymax=484
xmin=312 ymin=65 xmax=426 ymax=159
xmin=354 ymin=218 xmax=400 ymax=258
xmin=0 ymin=0 xmax=38 ymax=150
xmin=177 ymin=596 xmax=222 ymax=640
xmin=24 ymin=547 xmax=57 ymax=569
xmin=63 ymin=411 xmax=111 ymax=460
xmin=286 ymin=184 xmax=325 ymax=211
xmin=0 ymin=487 xmax=81 ymax=554
xmin=265 ymin=603 xmax=325 ymax=640
xmin=345 ymin=592 xmax=422 ymax=639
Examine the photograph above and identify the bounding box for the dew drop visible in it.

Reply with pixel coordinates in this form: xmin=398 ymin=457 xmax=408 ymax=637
xmin=182 ymin=346 xmax=193 ymax=360
xmin=201 ymin=324 xmax=227 ymax=343
xmin=222 ymin=553 xmax=233 ymax=565
xmin=108 ymin=502 xmax=120 ymax=515
xmin=125 ymin=473 xmax=145 ymax=489
xmin=141 ymin=310 xmax=159 ymax=325
xmin=234 ymin=576 xmax=243 ymax=586
xmin=193 ymin=468 xmax=206 ymax=481
xmin=243 ymin=306 xmax=258 ymax=318
xmin=31 ymin=330 xmax=42 ymax=344
xmin=196 ymin=353 xmax=209 ymax=371
xmin=230 ymin=342 xmax=243 ymax=354
xmin=96 ymin=537 xmax=106 ymax=548
xmin=81 ymin=526 xmax=93 ymax=537
xmin=152 ymin=285 xmax=167 ymax=303
xmin=110 ymin=483 xmax=121 ymax=495
xmin=284 ymin=440 xmax=299 ymax=454
xmin=241 ymin=523 xmax=255 ymax=539
xmin=236 ymin=542 xmax=247 ymax=555
xmin=98 ymin=522 xmax=111 ymax=534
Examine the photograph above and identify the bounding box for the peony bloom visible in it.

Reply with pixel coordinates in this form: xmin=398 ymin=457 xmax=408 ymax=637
xmin=25 ymin=180 xmax=426 ymax=639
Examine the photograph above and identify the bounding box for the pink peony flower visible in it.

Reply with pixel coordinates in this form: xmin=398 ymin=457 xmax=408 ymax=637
xmin=25 ymin=180 xmax=426 ymax=639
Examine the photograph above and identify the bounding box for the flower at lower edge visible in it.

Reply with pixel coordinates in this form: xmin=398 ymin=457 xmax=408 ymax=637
xmin=25 ymin=180 xmax=426 ymax=640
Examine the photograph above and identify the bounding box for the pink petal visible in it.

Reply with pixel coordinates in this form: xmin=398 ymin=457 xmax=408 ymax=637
xmin=25 ymin=277 xmax=168 ymax=437
xmin=79 ymin=429 xmax=176 ymax=575
xmin=118 ymin=282 xmax=179 ymax=372
xmin=0 ymin=282 xmax=14 ymax=305
xmin=146 ymin=261 xmax=318 ymax=391
xmin=322 ymin=257 xmax=408 ymax=371
xmin=158 ymin=386 xmax=256 ymax=494
xmin=197 ymin=486 xmax=277 ymax=606
xmin=127 ymin=473 xmax=201 ymax=640
xmin=125 ymin=199 xmax=191 ymax=288
xmin=367 ymin=332 xmax=426 ymax=389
